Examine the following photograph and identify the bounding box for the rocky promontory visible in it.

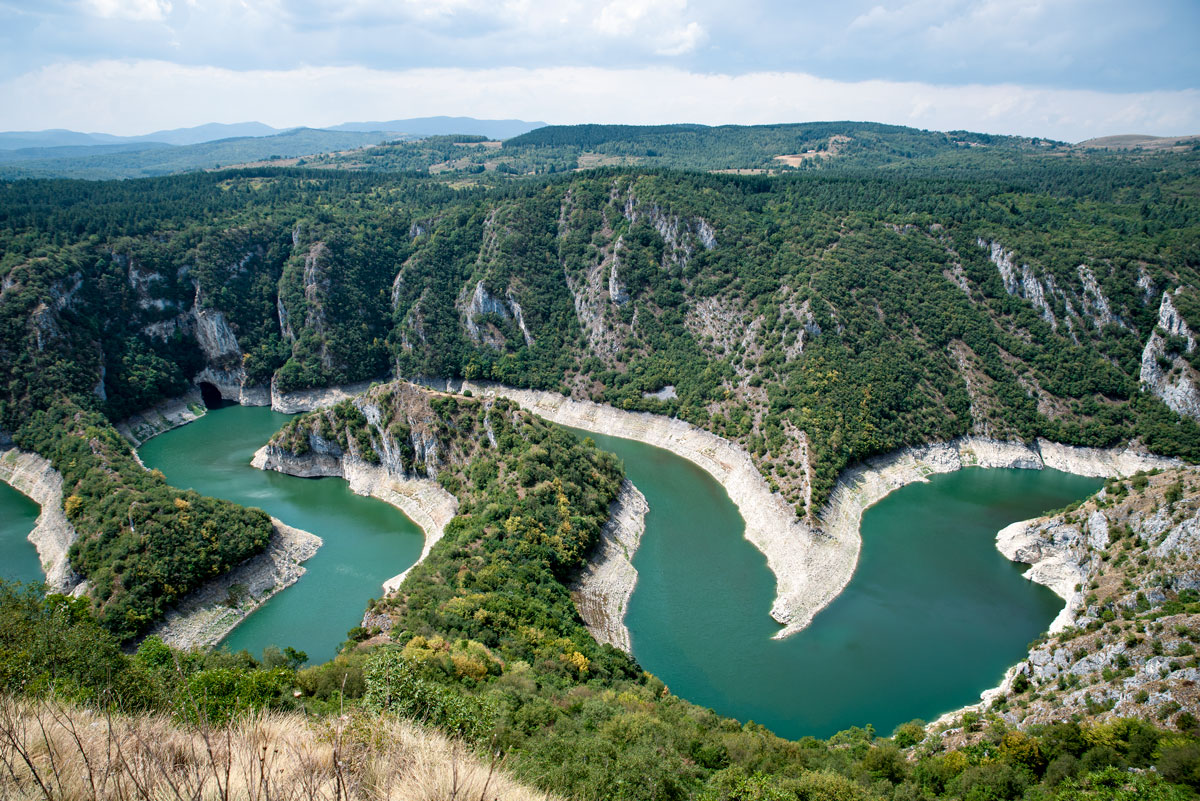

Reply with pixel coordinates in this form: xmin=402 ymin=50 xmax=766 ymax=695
xmin=931 ymin=468 xmax=1200 ymax=738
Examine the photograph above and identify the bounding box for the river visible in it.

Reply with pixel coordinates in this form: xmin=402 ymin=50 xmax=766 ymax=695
xmin=574 ymin=428 xmax=1102 ymax=739
xmin=0 ymin=401 xmax=1102 ymax=737
xmin=0 ymin=481 xmax=42 ymax=584
xmin=137 ymin=404 xmax=425 ymax=663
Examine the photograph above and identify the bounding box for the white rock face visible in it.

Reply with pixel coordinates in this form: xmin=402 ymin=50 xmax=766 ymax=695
xmin=982 ymin=240 xmax=1057 ymax=327
xmin=569 ymin=480 xmax=649 ymax=652
xmin=1140 ymin=291 xmax=1200 ymax=421
xmin=193 ymin=306 xmax=242 ymax=364
xmin=269 ymin=379 xmax=376 ymax=415
xmin=459 ymin=281 xmax=534 ymax=348
xmin=251 ymin=445 xmax=459 ymax=596
xmin=0 ymin=448 xmax=83 ymax=594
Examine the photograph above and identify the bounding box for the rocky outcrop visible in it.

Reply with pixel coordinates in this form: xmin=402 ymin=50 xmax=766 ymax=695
xmin=569 ymin=480 xmax=649 ymax=652
xmin=194 ymin=366 xmax=270 ymax=406
xmin=979 ymin=240 xmax=1126 ymax=334
xmin=459 ymin=281 xmax=533 ymax=348
xmin=145 ymin=518 xmax=321 ymax=649
xmin=115 ymin=388 xmax=207 ymax=447
xmin=933 ymin=469 xmax=1200 ymax=734
xmin=251 ymin=445 xmax=459 ymax=596
xmin=0 ymin=448 xmax=82 ymax=594
xmin=1140 ymin=290 xmax=1200 ymax=421
xmin=983 ymin=240 xmax=1057 ymax=328
xmin=193 ymin=305 xmax=242 ymax=365
xmin=270 ymin=379 xmax=377 ymax=415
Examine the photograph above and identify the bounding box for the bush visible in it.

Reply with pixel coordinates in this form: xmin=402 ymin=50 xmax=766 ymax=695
xmin=363 ymin=647 xmax=493 ymax=741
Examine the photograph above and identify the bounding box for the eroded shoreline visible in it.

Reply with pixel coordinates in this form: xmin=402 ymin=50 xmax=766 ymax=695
xmin=148 ymin=518 xmax=321 ymax=649
xmin=0 ymin=446 xmax=82 ymax=594
xmin=250 ymin=445 xmax=459 ymax=595
xmin=427 ymin=379 xmax=1181 ymax=640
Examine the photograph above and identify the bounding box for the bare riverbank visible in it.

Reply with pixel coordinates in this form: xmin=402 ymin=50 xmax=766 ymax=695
xmin=0 ymin=447 xmax=82 ymax=594
xmin=425 ymin=378 xmax=1181 ymax=639
xmin=147 ymin=518 xmax=321 ymax=650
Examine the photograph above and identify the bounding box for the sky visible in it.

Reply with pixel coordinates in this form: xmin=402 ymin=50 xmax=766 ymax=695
xmin=0 ymin=0 xmax=1198 ymax=141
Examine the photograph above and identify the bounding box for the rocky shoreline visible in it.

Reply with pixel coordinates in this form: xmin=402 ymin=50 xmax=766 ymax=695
xmin=569 ymin=479 xmax=649 ymax=652
xmin=425 ymin=378 xmax=1182 ymax=639
xmin=114 ymin=388 xmax=207 ymax=447
xmin=147 ymin=518 xmax=322 ymax=650
xmin=0 ymin=446 xmax=83 ymax=594
xmin=250 ymin=445 xmax=459 ymax=595
xmin=929 ymin=468 xmax=1200 ymax=736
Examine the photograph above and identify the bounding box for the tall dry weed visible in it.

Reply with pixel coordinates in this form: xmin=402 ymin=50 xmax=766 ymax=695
xmin=0 ymin=694 xmax=554 ymax=801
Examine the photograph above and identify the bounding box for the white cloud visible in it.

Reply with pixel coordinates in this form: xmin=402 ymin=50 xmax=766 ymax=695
xmin=84 ymin=0 xmax=172 ymax=21
xmin=655 ymin=21 xmax=706 ymax=56
xmin=2 ymin=59 xmax=1197 ymax=142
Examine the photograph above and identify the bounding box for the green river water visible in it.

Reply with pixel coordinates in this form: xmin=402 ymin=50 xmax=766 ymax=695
xmin=573 ymin=428 xmax=1102 ymax=740
xmin=137 ymin=404 xmax=425 ymax=664
xmin=0 ymin=481 xmax=42 ymax=584
xmin=0 ymin=402 xmax=1103 ymax=738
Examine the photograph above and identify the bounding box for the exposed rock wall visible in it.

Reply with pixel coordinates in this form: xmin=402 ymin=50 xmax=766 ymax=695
xmin=251 ymin=446 xmax=459 ymax=596
xmin=0 ymin=447 xmax=83 ymax=594
xmin=115 ymin=388 xmax=207 ymax=447
xmin=145 ymin=518 xmax=321 ymax=649
xmin=569 ymin=480 xmax=649 ymax=652
xmin=1140 ymin=290 xmax=1200 ymax=421
xmin=270 ymin=379 xmax=377 ymax=415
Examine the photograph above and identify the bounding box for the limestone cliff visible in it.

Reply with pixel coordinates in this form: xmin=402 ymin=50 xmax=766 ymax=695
xmin=1140 ymin=291 xmax=1200 ymax=421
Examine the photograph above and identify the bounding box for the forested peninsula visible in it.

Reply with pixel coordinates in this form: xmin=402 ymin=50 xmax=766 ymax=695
xmin=2 ymin=123 xmax=1200 ymax=799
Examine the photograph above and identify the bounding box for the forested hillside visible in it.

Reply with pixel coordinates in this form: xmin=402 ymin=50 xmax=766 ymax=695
xmin=4 ymin=135 xmax=1198 ymax=521
xmin=307 ymin=120 xmax=1061 ymax=175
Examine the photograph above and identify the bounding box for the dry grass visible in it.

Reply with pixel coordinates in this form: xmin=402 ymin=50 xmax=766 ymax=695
xmin=0 ymin=695 xmax=554 ymax=801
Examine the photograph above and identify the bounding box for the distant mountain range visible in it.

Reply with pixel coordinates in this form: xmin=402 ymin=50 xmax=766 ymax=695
xmin=0 ymin=117 xmax=547 ymax=180
xmin=0 ymin=117 xmax=546 ymax=152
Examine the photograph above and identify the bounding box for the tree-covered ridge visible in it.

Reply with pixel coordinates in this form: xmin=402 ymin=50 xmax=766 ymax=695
xmin=12 ymin=402 xmax=272 ymax=641
xmin=305 ymin=121 xmax=1065 ymax=177
xmin=267 ymin=382 xmax=635 ymax=681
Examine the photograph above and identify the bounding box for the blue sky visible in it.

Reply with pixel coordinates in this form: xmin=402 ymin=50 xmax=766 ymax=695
xmin=1 ymin=0 xmax=1198 ymax=140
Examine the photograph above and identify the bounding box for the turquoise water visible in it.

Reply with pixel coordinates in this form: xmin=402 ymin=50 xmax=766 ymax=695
xmin=0 ymin=481 xmax=42 ymax=584
xmin=572 ymin=428 xmax=1103 ymax=740
xmin=138 ymin=404 xmax=424 ymax=664
xmin=137 ymin=403 xmax=1102 ymax=737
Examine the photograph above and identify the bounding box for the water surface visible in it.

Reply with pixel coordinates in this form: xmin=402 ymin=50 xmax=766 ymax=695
xmin=0 ymin=481 xmax=42 ymax=584
xmin=139 ymin=404 xmax=424 ymax=663
xmin=573 ymin=428 xmax=1101 ymax=739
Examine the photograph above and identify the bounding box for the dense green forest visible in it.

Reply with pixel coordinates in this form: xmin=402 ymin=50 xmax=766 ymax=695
xmin=0 ymin=128 xmax=1198 ymax=615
